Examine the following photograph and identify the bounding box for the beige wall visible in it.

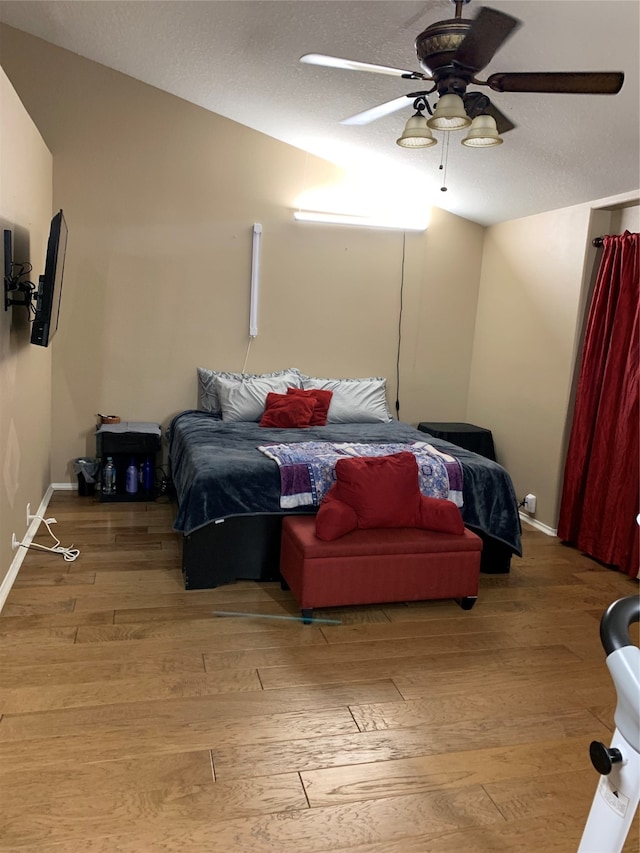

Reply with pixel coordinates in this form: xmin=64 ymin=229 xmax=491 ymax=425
xmin=468 ymin=197 xmax=639 ymax=530
xmin=2 ymin=24 xmax=636 ymax=543
xmin=0 ymin=25 xmax=485 ymax=486
xmin=400 ymin=206 xmax=484 ymax=423
xmin=610 ymin=203 xmax=640 ymax=234
xmin=0 ymin=68 xmax=53 ymax=587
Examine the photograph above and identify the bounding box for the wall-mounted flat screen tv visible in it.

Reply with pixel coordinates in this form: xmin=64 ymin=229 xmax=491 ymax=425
xmin=31 ymin=209 xmax=68 ymax=347
xmin=3 ymin=229 xmax=12 ymax=288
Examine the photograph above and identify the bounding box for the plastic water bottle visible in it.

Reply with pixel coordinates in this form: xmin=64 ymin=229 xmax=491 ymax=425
xmin=126 ymin=457 xmax=138 ymax=494
xmin=142 ymin=457 xmax=154 ymax=494
xmin=103 ymin=457 xmax=116 ymax=495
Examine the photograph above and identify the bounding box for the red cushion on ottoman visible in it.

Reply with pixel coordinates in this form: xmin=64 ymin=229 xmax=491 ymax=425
xmin=332 ymin=452 xmax=422 ymax=529
xmin=316 ymin=453 xmax=465 ymax=540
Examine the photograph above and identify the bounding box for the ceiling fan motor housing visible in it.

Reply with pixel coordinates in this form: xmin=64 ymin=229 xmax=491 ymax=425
xmin=415 ymin=19 xmax=474 ymax=95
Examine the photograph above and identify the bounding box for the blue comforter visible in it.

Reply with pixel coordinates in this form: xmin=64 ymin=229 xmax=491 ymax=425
xmin=168 ymin=410 xmax=522 ymax=555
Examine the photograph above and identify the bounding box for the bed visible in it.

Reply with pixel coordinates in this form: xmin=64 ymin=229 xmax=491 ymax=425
xmin=168 ymin=409 xmax=522 ymax=590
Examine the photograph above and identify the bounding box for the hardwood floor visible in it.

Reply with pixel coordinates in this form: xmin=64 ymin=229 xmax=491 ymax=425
xmin=1 ymin=492 xmax=638 ymax=852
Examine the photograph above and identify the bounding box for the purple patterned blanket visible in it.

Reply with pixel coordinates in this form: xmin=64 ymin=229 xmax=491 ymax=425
xmin=257 ymin=441 xmax=463 ymax=509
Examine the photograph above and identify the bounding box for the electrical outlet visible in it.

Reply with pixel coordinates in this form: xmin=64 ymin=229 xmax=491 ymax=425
xmin=524 ymin=493 xmax=537 ymax=513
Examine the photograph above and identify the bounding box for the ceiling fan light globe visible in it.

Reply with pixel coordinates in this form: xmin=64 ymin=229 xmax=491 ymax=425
xmin=396 ymin=115 xmax=437 ymax=148
xmin=426 ymin=94 xmax=471 ymax=130
xmin=396 ymin=135 xmax=438 ymax=148
xmin=461 ymin=114 xmax=503 ymax=146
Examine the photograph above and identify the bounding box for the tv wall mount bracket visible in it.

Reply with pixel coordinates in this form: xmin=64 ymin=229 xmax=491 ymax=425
xmin=4 ymin=268 xmax=36 ymax=312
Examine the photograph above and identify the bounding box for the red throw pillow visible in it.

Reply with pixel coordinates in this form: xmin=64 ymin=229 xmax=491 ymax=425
xmin=315 ymin=488 xmax=358 ymax=540
xmin=259 ymin=392 xmax=316 ymax=428
xmin=419 ymin=495 xmax=465 ymax=535
xmin=315 ymin=453 xmax=465 ymax=539
xmin=333 ymin=452 xmax=423 ymax=529
xmin=287 ymin=387 xmax=333 ymax=426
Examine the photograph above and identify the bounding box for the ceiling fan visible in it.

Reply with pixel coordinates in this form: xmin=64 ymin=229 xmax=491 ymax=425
xmin=300 ymin=0 xmax=625 ymax=137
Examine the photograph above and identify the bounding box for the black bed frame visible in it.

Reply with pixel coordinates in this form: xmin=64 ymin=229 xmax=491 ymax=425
xmin=181 ymin=512 xmax=511 ymax=590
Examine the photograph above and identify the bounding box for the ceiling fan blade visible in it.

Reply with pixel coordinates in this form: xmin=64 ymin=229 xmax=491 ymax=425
xmin=463 ymin=92 xmax=516 ymax=134
xmin=483 ymin=101 xmax=516 ymax=134
xmin=341 ymin=95 xmax=418 ymax=126
xmin=300 ymin=54 xmax=430 ymax=81
xmin=487 ymin=71 xmax=624 ymax=94
xmin=453 ymin=7 xmax=521 ymax=73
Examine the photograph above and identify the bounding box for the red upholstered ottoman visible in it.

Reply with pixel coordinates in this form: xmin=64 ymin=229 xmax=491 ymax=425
xmin=280 ymin=516 xmax=482 ymax=623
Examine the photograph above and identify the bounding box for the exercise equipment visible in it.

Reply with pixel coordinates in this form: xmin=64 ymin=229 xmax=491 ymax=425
xmin=578 ymin=595 xmax=640 ymax=852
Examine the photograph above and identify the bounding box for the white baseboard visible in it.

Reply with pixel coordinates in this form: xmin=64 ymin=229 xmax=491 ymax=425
xmin=51 ymin=483 xmax=75 ymax=490
xmin=0 ymin=484 xmax=55 ymax=612
xmin=519 ymin=511 xmax=557 ymax=537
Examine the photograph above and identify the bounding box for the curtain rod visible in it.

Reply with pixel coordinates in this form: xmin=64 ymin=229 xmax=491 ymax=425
xmin=592 ymin=236 xmax=605 ymax=247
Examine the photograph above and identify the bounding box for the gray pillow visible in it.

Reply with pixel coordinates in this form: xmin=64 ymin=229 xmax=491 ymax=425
xmin=301 ymin=376 xmax=392 ymax=423
xmin=197 ymin=367 xmax=301 ymax=416
xmin=215 ymin=374 xmax=300 ymax=422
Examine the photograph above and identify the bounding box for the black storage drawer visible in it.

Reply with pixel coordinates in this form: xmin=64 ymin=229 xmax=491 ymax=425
xmin=96 ymin=424 xmax=162 ymax=502
xmin=96 ymin=431 xmax=160 ymax=456
xmin=417 ymin=421 xmax=496 ymax=461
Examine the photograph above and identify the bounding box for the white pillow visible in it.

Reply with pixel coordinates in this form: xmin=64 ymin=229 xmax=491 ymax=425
xmin=215 ymin=374 xmax=298 ymax=422
xmin=197 ymin=367 xmax=301 ymax=416
xmin=301 ymin=376 xmax=392 ymax=423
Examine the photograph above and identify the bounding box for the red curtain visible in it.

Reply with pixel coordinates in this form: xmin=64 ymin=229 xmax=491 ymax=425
xmin=557 ymin=231 xmax=639 ymax=577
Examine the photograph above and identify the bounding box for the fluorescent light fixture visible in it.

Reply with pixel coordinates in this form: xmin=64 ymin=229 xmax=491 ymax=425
xmin=294 ymin=210 xmax=428 ymax=232
xmin=249 ymin=223 xmax=261 ymax=337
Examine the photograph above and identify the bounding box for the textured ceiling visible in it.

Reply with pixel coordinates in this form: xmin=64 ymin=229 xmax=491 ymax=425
xmin=0 ymin=0 xmax=638 ymax=226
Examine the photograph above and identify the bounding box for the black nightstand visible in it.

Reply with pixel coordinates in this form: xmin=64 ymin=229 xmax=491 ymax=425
xmin=96 ymin=422 xmax=161 ymax=501
xmin=417 ymin=421 xmax=496 ymax=461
